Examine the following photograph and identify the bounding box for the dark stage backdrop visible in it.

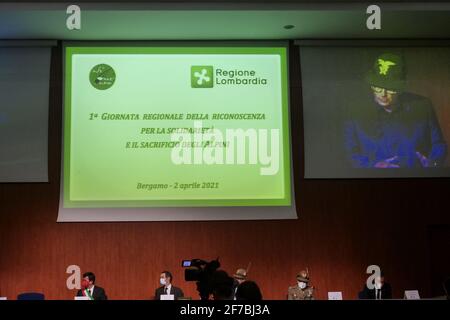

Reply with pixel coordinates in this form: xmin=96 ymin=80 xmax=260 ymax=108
xmin=0 ymin=43 xmax=449 ymax=300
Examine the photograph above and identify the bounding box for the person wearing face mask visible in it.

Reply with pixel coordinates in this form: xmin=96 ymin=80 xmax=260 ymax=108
xmin=360 ymin=274 xmax=392 ymax=300
xmin=231 ymin=268 xmax=248 ymax=300
xmin=288 ymin=270 xmax=315 ymax=300
xmin=76 ymin=272 xmax=108 ymax=300
xmin=154 ymin=271 xmax=184 ymax=300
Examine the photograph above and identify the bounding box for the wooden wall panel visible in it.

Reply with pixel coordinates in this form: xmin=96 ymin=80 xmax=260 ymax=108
xmin=0 ymin=43 xmax=449 ymax=300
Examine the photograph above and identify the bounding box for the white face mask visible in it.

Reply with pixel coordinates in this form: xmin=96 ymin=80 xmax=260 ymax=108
xmin=298 ymin=281 xmax=307 ymax=289
xmin=160 ymin=278 xmax=167 ymax=286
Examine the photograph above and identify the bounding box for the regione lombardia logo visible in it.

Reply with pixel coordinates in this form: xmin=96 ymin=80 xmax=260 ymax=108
xmin=191 ymin=66 xmax=214 ymax=88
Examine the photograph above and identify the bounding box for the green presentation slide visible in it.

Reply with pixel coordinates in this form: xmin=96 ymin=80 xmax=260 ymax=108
xmin=63 ymin=44 xmax=291 ymax=208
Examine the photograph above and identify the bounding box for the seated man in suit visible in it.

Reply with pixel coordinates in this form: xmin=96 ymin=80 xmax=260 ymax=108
xmin=76 ymin=272 xmax=108 ymax=300
xmin=231 ymin=268 xmax=248 ymax=300
xmin=154 ymin=271 xmax=184 ymax=300
xmin=443 ymin=277 xmax=450 ymax=300
xmin=360 ymin=274 xmax=392 ymax=299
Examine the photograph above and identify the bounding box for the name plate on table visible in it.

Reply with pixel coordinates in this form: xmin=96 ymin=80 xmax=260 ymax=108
xmin=0 ymin=297 xmax=7 ymax=300
xmin=160 ymin=294 xmax=175 ymax=300
xmin=404 ymin=290 xmax=420 ymax=300
xmin=328 ymin=292 xmax=343 ymax=300
xmin=74 ymin=296 xmax=91 ymax=300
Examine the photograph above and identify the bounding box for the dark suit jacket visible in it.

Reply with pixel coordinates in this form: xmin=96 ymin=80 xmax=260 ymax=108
xmin=154 ymin=285 xmax=184 ymax=300
xmin=77 ymin=286 xmax=108 ymax=300
xmin=360 ymin=283 xmax=392 ymax=299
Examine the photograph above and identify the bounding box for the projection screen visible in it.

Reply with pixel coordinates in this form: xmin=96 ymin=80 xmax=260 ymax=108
xmin=58 ymin=42 xmax=296 ymax=222
xmin=300 ymin=41 xmax=450 ymax=178
xmin=0 ymin=45 xmax=51 ymax=182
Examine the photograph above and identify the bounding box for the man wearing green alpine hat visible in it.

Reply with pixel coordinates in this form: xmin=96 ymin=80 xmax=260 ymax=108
xmin=344 ymin=52 xmax=447 ymax=168
xmin=288 ymin=270 xmax=315 ymax=300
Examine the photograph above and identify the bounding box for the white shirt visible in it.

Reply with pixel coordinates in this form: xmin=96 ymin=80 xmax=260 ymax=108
xmin=164 ymin=284 xmax=172 ymax=295
xmin=375 ymin=288 xmax=381 ymax=300
xmin=86 ymin=285 xmax=95 ymax=299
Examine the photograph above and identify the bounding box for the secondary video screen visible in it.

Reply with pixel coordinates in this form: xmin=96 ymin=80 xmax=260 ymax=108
xmin=301 ymin=45 xmax=450 ymax=178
